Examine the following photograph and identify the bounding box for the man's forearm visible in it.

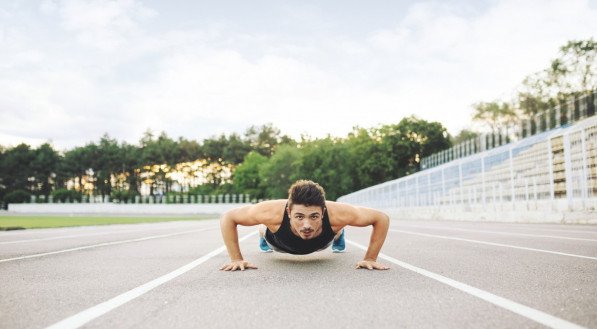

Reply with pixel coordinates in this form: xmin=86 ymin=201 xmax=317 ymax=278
xmin=220 ymin=215 xmax=244 ymax=261
xmin=363 ymin=214 xmax=389 ymax=261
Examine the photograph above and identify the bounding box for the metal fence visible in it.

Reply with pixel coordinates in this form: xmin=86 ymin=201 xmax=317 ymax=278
xmin=338 ymin=115 xmax=597 ymax=212
xmin=28 ymin=194 xmax=252 ymax=204
xmin=421 ymin=91 xmax=596 ymax=170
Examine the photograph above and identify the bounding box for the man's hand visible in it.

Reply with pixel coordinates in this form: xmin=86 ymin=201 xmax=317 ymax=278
xmin=355 ymin=259 xmax=389 ymax=270
xmin=220 ymin=259 xmax=258 ymax=271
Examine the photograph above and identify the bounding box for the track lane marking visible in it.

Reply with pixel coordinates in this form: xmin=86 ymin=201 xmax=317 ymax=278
xmin=390 ymin=229 xmax=597 ymax=261
xmin=347 ymin=239 xmax=587 ymax=329
xmin=391 ymin=225 xmax=597 ymax=242
xmin=44 ymin=231 xmax=257 ymax=329
xmin=0 ymin=226 xmax=213 ymax=245
xmin=0 ymin=227 xmax=217 ymax=263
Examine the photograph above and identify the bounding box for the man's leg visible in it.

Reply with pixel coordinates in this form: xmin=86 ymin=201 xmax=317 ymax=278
xmin=332 ymin=228 xmax=346 ymax=253
xmin=259 ymin=225 xmax=273 ymax=253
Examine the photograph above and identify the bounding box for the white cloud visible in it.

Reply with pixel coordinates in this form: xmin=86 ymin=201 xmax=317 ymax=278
xmin=366 ymin=0 xmax=597 ymax=133
xmin=51 ymin=0 xmax=156 ymax=51
xmin=0 ymin=0 xmax=596 ymax=151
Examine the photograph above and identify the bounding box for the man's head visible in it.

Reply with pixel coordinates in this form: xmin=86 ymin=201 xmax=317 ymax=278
xmin=287 ymin=180 xmax=326 ymax=240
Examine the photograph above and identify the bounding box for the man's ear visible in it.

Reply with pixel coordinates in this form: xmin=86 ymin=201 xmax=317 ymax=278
xmin=286 ymin=207 xmax=291 ymax=216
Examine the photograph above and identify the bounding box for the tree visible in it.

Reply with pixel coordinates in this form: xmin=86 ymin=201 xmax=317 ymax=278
xmin=345 ymin=128 xmax=393 ymax=189
xmin=244 ymin=123 xmax=293 ymax=157
xmin=259 ymin=145 xmax=302 ymax=199
xmin=516 ymin=71 xmax=556 ymax=117
xmin=0 ymin=146 xmax=5 ymax=203
xmin=233 ymin=151 xmax=268 ymax=199
xmin=177 ymin=137 xmax=202 ymax=162
xmin=95 ymin=134 xmax=122 ymax=197
xmin=61 ymin=144 xmax=97 ymax=195
xmin=377 ymin=117 xmax=452 ymax=177
xmin=223 ymin=133 xmax=252 ymax=165
xmin=119 ymin=142 xmax=142 ymax=195
xmin=0 ymin=144 xmax=35 ymax=193
xmin=31 ymin=143 xmax=61 ymax=196
xmin=139 ymin=131 xmax=180 ymax=195
xmin=451 ymin=129 xmax=479 ymax=145
xmin=295 ymin=137 xmax=354 ymax=200
xmin=515 ymin=38 xmax=596 ymax=117
xmin=550 ymin=38 xmax=597 ymax=95
xmin=472 ymin=101 xmax=518 ymax=134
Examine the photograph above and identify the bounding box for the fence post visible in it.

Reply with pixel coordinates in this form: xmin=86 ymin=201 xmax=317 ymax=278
xmin=580 ymin=128 xmax=589 ymax=209
xmin=509 ymin=148 xmax=515 ymax=208
xmin=563 ymin=132 xmax=574 ymax=210
xmin=547 ymin=138 xmax=556 ymax=206
xmin=458 ymin=161 xmax=463 ymax=206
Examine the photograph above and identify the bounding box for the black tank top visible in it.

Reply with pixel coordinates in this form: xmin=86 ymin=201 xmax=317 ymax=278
xmin=265 ymin=205 xmax=335 ymax=255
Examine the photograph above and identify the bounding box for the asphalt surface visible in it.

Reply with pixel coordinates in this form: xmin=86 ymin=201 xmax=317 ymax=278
xmin=1 ymin=218 xmax=596 ymax=329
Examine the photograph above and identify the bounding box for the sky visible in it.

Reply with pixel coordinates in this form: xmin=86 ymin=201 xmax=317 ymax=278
xmin=1 ymin=0 xmax=596 ymax=152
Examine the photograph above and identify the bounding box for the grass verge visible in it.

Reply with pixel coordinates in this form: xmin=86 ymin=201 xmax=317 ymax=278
xmin=0 ymin=214 xmax=216 ymax=230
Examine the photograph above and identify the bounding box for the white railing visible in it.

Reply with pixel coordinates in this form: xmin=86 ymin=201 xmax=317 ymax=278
xmin=28 ymin=194 xmax=252 ymax=204
xmin=338 ymin=115 xmax=597 ymax=221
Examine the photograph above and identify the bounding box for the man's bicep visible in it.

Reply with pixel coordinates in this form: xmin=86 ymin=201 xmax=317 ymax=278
xmin=348 ymin=206 xmax=386 ymax=227
xmin=224 ymin=206 xmax=262 ymax=226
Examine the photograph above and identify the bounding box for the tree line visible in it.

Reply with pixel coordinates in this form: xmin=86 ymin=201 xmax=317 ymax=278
xmin=1 ymin=39 xmax=593 ymax=206
xmin=0 ymin=118 xmax=451 ymax=205
xmin=454 ymin=38 xmax=596 ymax=143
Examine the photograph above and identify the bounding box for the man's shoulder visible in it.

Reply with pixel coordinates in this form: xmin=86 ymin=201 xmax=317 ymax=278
xmin=325 ymin=201 xmax=358 ymax=225
xmin=243 ymin=199 xmax=286 ymax=224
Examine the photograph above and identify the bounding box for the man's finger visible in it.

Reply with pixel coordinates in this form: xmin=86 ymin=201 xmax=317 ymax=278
xmin=380 ymin=264 xmax=390 ymax=270
xmin=367 ymin=264 xmax=373 ymax=270
xmin=240 ymin=263 xmax=245 ymax=271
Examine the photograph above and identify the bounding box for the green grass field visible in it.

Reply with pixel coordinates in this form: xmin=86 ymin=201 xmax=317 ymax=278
xmin=0 ymin=215 xmax=216 ymax=230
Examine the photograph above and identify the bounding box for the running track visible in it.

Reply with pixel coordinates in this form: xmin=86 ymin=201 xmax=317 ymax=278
xmin=1 ymin=219 xmax=596 ymax=329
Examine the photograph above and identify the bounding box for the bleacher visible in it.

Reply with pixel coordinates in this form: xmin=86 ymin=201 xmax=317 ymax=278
xmin=338 ymin=110 xmax=597 ymax=221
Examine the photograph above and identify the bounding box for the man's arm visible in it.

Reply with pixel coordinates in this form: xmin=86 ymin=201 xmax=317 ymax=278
xmin=357 ymin=208 xmax=390 ymax=270
xmin=332 ymin=203 xmax=390 ymax=270
xmin=219 ymin=200 xmax=284 ymax=271
xmin=219 ymin=205 xmax=260 ymax=271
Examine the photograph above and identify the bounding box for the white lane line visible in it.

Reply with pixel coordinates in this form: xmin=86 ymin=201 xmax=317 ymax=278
xmin=0 ymin=227 xmax=207 ymax=245
xmin=390 ymin=229 xmax=597 ymax=261
xmin=347 ymin=239 xmax=587 ymax=329
xmin=513 ymin=228 xmax=597 ymax=235
xmin=392 ymin=225 xmax=597 ymax=242
xmin=44 ymin=231 xmax=257 ymax=329
xmin=0 ymin=227 xmax=217 ymax=263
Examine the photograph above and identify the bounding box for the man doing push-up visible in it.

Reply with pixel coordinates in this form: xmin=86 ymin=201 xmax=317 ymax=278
xmin=219 ymin=180 xmax=390 ymax=271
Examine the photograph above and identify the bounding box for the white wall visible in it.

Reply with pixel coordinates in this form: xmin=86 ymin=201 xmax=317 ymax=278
xmin=7 ymin=203 xmax=251 ymax=215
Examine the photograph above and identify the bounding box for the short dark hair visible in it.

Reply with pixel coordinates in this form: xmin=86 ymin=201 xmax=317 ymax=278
xmin=288 ymin=180 xmax=326 ymax=210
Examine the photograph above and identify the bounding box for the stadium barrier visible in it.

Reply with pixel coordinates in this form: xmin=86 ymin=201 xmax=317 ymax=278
xmin=6 ymin=203 xmax=248 ymax=215
xmin=25 ymin=193 xmax=252 ymax=204
xmin=338 ymin=115 xmax=597 ymax=223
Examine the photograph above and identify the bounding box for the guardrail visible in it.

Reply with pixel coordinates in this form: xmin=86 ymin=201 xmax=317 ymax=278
xmin=26 ymin=194 xmax=253 ymax=204
xmin=338 ymin=115 xmax=597 ymax=223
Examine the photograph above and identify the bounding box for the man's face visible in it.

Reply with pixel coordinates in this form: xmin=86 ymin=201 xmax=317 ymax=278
xmin=288 ymin=204 xmax=324 ymax=240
